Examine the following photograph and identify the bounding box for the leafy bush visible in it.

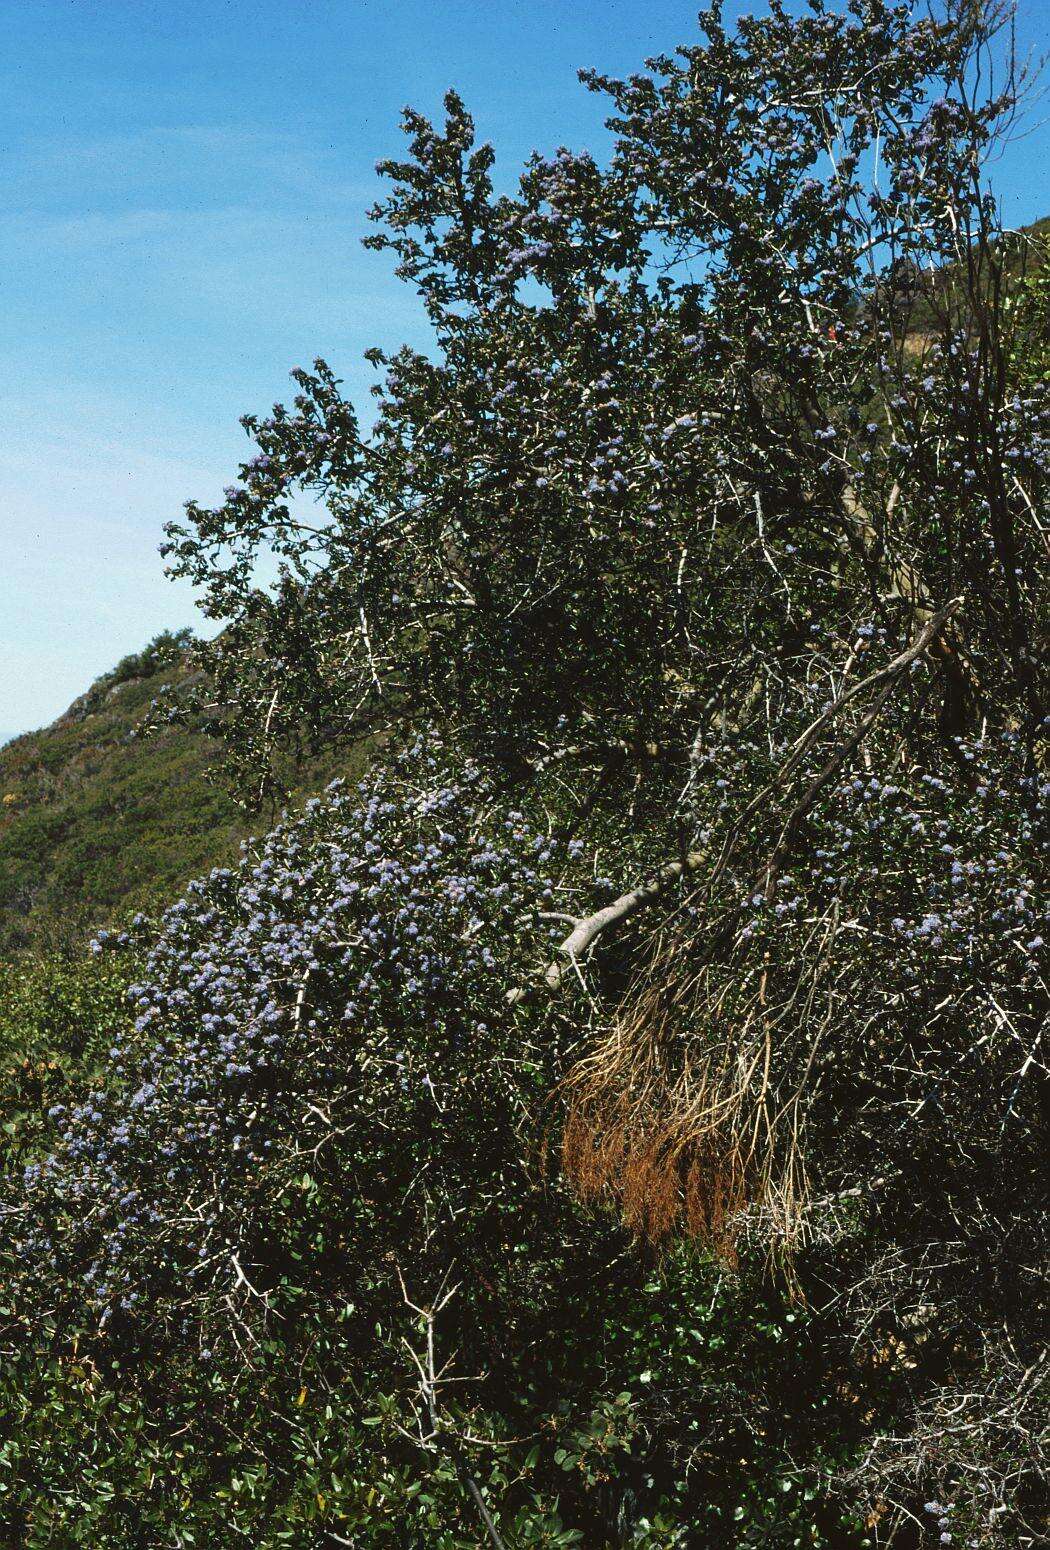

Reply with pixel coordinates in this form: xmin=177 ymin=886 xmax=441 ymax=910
xmin=5 ymin=762 xmax=870 ymax=1547
xmin=21 ymin=759 xmax=573 ymax=1337
xmin=104 ymin=630 xmax=195 ymax=692
xmin=3 ymin=0 xmax=1046 ymax=1544
xmin=0 ymin=949 xmax=129 ymax=1168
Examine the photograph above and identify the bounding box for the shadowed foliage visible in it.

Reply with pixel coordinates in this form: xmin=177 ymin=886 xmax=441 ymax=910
xmin=0 ymin=3 xmax=1046 ymax=1546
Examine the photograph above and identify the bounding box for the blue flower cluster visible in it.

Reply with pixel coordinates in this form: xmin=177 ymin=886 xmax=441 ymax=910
xmin=20 ymin=758 xmax=569 ymax=1341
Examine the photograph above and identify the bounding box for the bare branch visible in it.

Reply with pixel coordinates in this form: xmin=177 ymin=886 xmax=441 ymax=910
xmin=511 ymin=600 xmax=963 ymax=1000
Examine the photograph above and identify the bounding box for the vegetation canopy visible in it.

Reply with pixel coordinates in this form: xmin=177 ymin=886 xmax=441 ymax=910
xmin=2 ymin=2 xmax=1046 ymax=1545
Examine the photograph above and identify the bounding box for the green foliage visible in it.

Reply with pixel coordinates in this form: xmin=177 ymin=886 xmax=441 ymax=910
xmin=102 ymin=629 xmax=195 ymax=692
xmin=0 ymin=645 xmax=243 ymax=954
xmin=1 ymin=1236 xmax=869 ymax=1547
xmin=0 ymin=949 xmax=129 ymax=1167
xmin=164 ymin=4 xmax=1044 ymax=792
xmin=2 ymin=769 xmax=868 ymax=1548
xmin=1007 ymin=216 xmax=1050 ymax=385
xmin=1 ymin=2 xmax=1046 ymax=1545
xmin=0 ymin=635 xmax=365 ymax=955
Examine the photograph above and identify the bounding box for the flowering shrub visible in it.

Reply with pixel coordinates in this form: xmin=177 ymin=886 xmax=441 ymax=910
xmin=3 ymin=765 xmax=874 ymax=1549
xmin=18 ymin=758 xmax=582 ymax=1352
xmin=4 ymin=1 xmax=1047 ymax=1544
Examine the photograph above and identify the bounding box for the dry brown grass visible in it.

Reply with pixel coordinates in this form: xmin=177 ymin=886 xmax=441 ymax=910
xmin=557 ymin=906 xmax=840 ymax=1258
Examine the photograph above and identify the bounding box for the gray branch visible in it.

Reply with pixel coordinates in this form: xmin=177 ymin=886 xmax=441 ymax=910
xmin=510 ymin=599 xmax=962 ymax=1002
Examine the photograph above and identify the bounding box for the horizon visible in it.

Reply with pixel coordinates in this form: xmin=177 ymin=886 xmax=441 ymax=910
xmin=2 ymin=0 xmax=1047 ymax=746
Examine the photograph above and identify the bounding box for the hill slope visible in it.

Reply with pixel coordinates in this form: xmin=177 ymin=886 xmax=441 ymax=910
xmin=0 ymin=636 xmax=356 ymax=954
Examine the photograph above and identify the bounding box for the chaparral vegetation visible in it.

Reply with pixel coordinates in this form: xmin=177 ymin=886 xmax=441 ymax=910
xmin=1 ymin=1 xmax=1046 ymax=1545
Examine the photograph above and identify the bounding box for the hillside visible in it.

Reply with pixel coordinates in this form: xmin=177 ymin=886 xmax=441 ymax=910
xmin=0 ymin=634 xmax=357 ymax=955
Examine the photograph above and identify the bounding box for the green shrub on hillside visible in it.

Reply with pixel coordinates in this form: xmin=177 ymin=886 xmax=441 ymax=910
xmin=0 ymin=638 xmax=366 ymax=955
xmin=1 ymin=1 xmax=1046 ymax=1545
xmin=0 ymin=949 xmax=130 ymax=1168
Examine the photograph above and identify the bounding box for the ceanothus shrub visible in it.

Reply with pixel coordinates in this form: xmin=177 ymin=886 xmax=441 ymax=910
xmin=20 ymin=752 xmax=577 ymax=1358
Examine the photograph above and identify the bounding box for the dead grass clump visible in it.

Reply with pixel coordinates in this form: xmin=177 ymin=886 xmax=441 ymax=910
xmin=557 ymin=913 xmax=836 ymax=1257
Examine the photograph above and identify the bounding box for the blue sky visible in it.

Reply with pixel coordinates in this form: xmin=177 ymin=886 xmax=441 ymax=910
xmin=1 ymin=0 xmax=1047 ymax=743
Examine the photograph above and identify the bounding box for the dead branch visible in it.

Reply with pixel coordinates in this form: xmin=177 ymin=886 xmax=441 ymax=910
xmin=511 ymin=599 xmax=963 ymax=1000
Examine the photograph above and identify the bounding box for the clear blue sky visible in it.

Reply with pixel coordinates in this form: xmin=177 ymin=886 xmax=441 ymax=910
xmin=1 ymin=0 xmax=1047 ymax=743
